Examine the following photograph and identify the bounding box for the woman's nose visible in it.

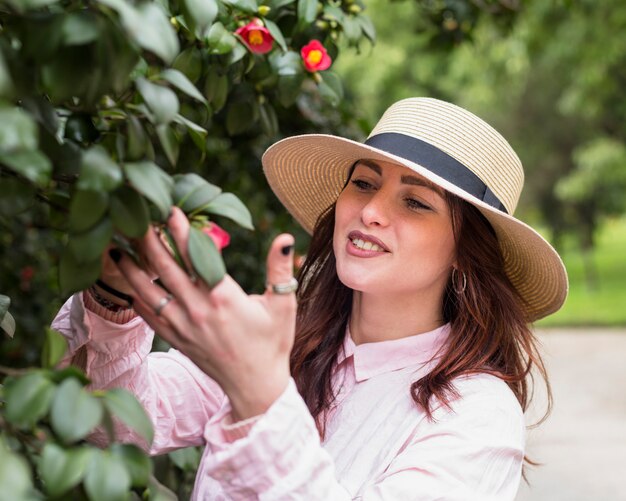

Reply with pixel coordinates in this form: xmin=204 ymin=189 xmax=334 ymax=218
xmin=360 ymin=192 xmax=391 ymax=227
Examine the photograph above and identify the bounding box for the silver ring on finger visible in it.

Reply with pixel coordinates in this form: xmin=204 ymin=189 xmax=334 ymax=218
xmin=154 ymin=293 xmax=174 ymax=316
xmin=267 ymin=277 xmax=298 ymax=295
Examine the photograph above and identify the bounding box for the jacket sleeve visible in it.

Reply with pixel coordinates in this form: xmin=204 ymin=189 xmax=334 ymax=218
xmin=201 ymin=377 xmax=524 ymax=500
xmin=52 ymin=293 xmax=225 ymax=454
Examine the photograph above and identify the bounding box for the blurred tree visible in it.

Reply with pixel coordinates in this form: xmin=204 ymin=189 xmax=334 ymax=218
xmin=337 ymin=0 xmax=626 ymax=289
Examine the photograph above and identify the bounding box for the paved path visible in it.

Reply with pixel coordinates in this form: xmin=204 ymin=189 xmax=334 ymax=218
xmin=516 ymin=329 xmax=626 ymax=501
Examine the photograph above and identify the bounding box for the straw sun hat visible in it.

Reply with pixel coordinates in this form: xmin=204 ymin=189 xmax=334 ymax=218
xmin=262 ymin=97 xmax=568 ymax=321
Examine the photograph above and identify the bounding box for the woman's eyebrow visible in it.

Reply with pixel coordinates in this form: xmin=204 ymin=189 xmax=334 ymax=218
xmin=357 ymin=160 xmax=382 ymax=175
xmin=400 ymin=175 xmax=442 ymax=194
xmin=357 ymin=160 xmax=443 ymax=195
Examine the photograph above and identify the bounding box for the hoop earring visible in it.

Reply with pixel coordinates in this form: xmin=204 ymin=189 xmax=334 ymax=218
xmin=452 ymin=268 xmax=467 ymax=294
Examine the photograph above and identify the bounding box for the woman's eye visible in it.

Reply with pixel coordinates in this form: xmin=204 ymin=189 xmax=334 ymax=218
xmin=405 ymin=198 xmax=430 ymax=211
xmin=351 ymin=179 xmax=374 ymax=191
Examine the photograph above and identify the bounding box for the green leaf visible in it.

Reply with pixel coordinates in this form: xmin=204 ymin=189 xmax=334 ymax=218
xmin=136 ymin=78 xmax=180 ymax=125
xmin=173 ymin=114 xmax=208 ymax=151
xmin=84 ymin=450 xmax=131 ymax=501
xmin=102 ymin=388 xmax=154 ymax=445
xmin=40 ymin=444 xmax=93 ymax=497
xmin=322 ymin=4 xmax=344 ymax=23
xmin=263 ymin=18 xmax=287 ymax=52
xmin=356 ymin=15 xmax=376 ymax=43
xmin=78 ymin=146 xmax=123 ymax=192
xmin=226 ymin=101 xmax=258 ymax=135
xmin=21 ymin=97 xmax=60 ymax=138
xmin=41 ymin=328 xmax=68 ymax=369
xmin=0 ymin=178 xmax=34 ymax=217
xmin=62 ymin=11 xmax=101 ymax=45
xmin=124 ymin=161 xmax=174 ymax=221
xmin=204 ymin=192 xmax=254 ymax=230
xmin=110 ymin=444 xmax=152 ymax=487
xmin=277 ymin=74 xmax=304 ymax=107
xmin=4 ymin=371 xmax=55 ymax=428
xmin=50 ymin=376 xmax=103 ymax=443
xmin=181 ymin=0 xmax=218 ymax=37
xmin=226 ymin=42 xmax=248 ymax=65
xmin=64 ymin=114 xmax=99 ymax=144
xmin=69 ymin=189 xmax=109 ymax=232
xmin=0 ymin=311 xmax=16 ymax=338
xmin=173 ymin=47 xmax=203 ymax=84
xmin=0 ymin=449 xmax=32 ymax=499
xmin=266 ymin=0 xmax=295 ymax=9
xmin=188 ymin=226 xmax=226 ymax=288
xmin=0 ymin=295 xmax=11 ymax=339
xmin=172 ymin=173 xmax=221 ymax=213
xmin=203 ymin=73 xmax=229 ymax=111
xmin=207 ymin=22 xmax=238 ymax=55
xmin=126 ymin=116 xmax=147 ymax=160
xmin=0 ymin=294 xmax=10 ymax=320
xmin=49 ymin=366 xmax=90 ymax=386
xmin=4 ymin=0 xmax=56 ymax=12
xmin=59 ymin=247 xmax=102 ymax=295
xmin=269 ymin=50 xmax=303 ymax=76
xmin=222 ymin=0 xmax=257 ymax=13
xmin=68 ymin=217 xmax=114 ymax=263
xmin=98 ymin=0 xmax=179 ymax=64
xmin=156 ymin=124 xmax=179 ymax=166
xmin=342 ymin=15 xmax=362 ymax=44
xmin=110 ymin=186 xmax=150 ymax=238
xmin=0 ymin=150 xmax=52 ymax=186
xmin=318 ymin=70 xmax=343 ymax=106
xmin=160 ymin=69 xmax=207 ymax=104
xmin=259 ymin=100 xmax=278 ymax=137
xmin=168 ymin=446 xmax=200 ymax=472
xmin=0 ymin=107 xmax=38 ymax=152
xmin=0 ymin=43 xmax=14 ymax=99
xmin=297 ymin=0 xmax=317 ymax=24
xmin=147 ymin=476 xmax=177 ymax=501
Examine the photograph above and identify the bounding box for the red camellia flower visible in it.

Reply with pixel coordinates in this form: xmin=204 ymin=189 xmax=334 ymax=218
xmin=301 ymin=40 xmax=332 ymax=72
xmin=202 ymin=222 xmax=231 ymax=251
xmin=235 ymin=18 xmax=274 ymax=54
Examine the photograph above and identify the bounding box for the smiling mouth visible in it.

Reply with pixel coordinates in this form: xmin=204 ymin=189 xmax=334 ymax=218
xmin=349 ymin=237 xmax=386 ymax=252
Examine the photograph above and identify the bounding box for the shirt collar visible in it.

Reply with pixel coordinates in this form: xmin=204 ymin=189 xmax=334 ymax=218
xmin=337 ymin=323 xmax=450 ymax=382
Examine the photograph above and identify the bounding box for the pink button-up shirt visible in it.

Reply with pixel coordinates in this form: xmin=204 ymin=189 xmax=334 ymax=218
xmin=53 ymin=294 xmax=525 ymax=500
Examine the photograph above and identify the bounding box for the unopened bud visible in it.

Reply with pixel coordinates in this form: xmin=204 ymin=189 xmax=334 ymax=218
xmin=316 ymin=20 xmax=329 ymax=30
xmin=348 ymin=4 xmax=362 ymax=14
xmin=258 ymin=5 xmax=271 ymax=16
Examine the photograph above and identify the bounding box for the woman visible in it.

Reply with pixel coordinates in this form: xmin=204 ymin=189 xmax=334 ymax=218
xmin=53 ymin=97 xmax=568 ymax=500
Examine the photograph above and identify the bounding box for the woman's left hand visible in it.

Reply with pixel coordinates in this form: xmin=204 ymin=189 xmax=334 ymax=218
xmin=113 ymin=207 xmax=297 ymax=421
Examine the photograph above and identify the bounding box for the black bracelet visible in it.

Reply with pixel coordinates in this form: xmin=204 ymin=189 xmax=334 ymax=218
xmin=88 ymin=286 xmax=133 ymax=312
xmin=95 ymin=279 xmax=133 ymax=305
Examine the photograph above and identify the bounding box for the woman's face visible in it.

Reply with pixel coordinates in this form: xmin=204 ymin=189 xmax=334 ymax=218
xmin=333 ymin=159 xmax=457 ymax=301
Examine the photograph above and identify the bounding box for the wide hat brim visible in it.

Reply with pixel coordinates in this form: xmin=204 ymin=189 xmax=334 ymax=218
xmin=262 ymin=134 xmax=568 ymax=322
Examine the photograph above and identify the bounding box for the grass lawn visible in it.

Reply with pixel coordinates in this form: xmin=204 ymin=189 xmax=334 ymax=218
xmin=536 ymin=216 xmax=626 ymax=327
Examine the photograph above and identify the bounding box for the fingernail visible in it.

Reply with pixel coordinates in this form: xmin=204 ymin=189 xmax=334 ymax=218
xmin=109 ymin=248 xmax=122 ymax=263
xmin=281 ymin=244 xmax=294 ymax=256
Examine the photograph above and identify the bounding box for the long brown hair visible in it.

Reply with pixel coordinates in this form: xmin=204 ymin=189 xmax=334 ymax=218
xmin=291 ymin=192 xmax=551 ymax=442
